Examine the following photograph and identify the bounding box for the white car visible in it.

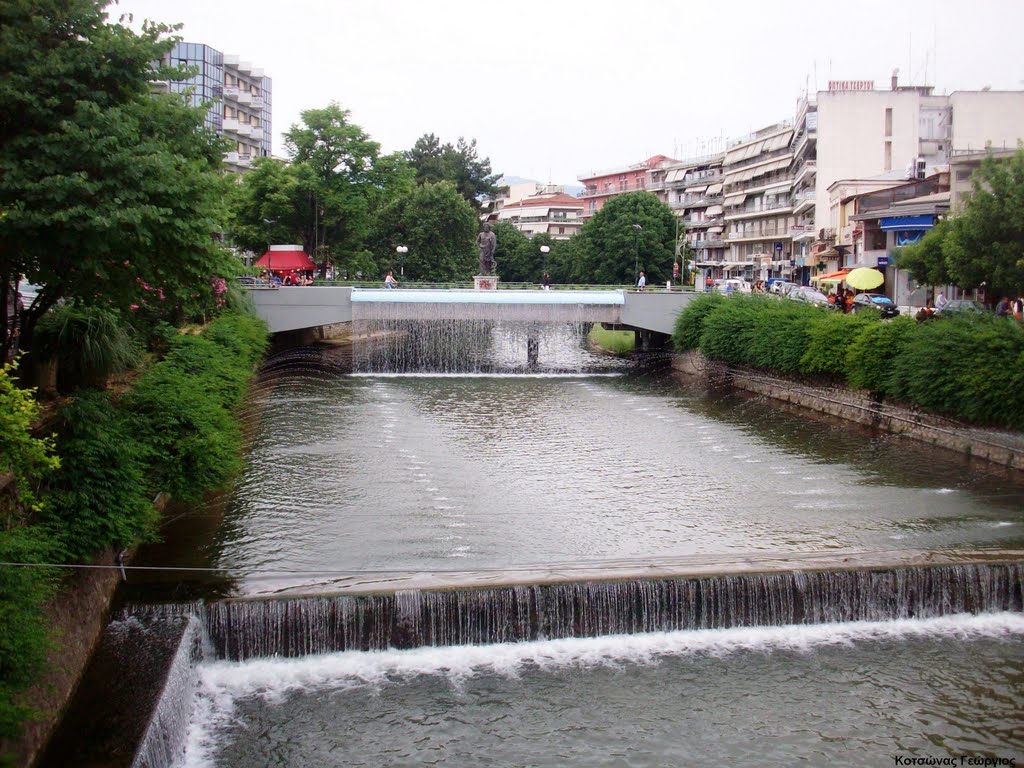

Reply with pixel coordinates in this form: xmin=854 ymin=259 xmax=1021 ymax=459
xmin=770 ymin=280 xmax=799 ymax=296
xmin=714 ymin=279 xmax=752 ymax=295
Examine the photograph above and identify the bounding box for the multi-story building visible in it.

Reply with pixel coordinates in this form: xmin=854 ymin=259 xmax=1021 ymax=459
xmin=496 ymin=192 xmax=585 ymax=239
xmin=810 ymin=75 xmax=1024 ymax=266
xmin=948 ymin=147 xmax=1019 ymax=211
xmin=577 ymin=155 xmax=676 ymax=218
xmin=721 ymin=122 xmax=796 ymax=282
xmin=158 ymin=42 xmax=272 ymax=173
xmin=663 ymin=154 xmax=725 ymax=278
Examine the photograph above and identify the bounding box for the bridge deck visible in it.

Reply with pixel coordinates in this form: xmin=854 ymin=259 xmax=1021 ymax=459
xmin=351 ymin=288 xmax=624 ymax=305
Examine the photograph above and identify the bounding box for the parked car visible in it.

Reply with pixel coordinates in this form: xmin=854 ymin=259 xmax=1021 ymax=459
xmin=714 ymin=278 xmax=753 ymax=295
xmin=789 ymin=286 xmax=833 ymax=307
xmin=939 ymin=299 xmax=987 ymax=314
xmin=851 ymin=293 xmax=900 ymax=318
xmin=770 ymin=280 xmax=800 ymax=297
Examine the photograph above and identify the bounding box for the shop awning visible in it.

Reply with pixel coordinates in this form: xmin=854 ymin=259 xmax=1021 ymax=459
xmin=255 ymin=247 xmax=317 ymax=272
xmin=723 ymin=193 xmax=746 ymax=207
xmin=810 ymin=269 xmax=850 ymax=283
xmin=705 ymin=182 xmax=723 ymax=196
xmin=879 ymin=214 xmax=935 ymax=231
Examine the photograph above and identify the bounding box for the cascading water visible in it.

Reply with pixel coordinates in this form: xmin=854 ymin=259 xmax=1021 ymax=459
xmin=128 ymin=562 xmax=1022 ymax=661
xmin=350 ymin=291 xmax=624 ymax=374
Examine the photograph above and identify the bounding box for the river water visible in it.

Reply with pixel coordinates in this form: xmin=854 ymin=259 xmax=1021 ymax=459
xmin=137 ymin=327 xmax=1024 ymax=766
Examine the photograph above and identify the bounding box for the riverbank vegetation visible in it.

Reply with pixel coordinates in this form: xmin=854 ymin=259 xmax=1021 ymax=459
xmin=0 ymin=312 xmax=267 ymax=749
xmin=588 ymin=326 xmax=636 ymax=356
xmin=674 ymin=294 xmax=1024 ymax=430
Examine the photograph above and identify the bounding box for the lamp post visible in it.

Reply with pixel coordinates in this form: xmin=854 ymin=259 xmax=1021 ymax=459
xmin=395 ymin=245 xmax=408 ymax=277
xmin=540 ymin=244 xmax=550 ymax=275
xmin=632 ymin=223 xmax=642 ymax=283
xmin=263 ymin=218 xmax=276 ymax=275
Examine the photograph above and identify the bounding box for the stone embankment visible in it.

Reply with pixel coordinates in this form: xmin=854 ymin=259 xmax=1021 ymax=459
xmin=673 ymin=350 xmax=1024 ymax=471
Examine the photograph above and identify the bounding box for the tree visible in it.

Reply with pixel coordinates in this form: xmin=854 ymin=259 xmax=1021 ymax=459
xmin=0 ymin=0 xmax=235 ymax=359
xmin=573 ymin=192 xmax=677 ymax=284
xmin=228 ymin=104 xmax=412 ymax=277
xmin=367 ymin=182 xmax=476 ymax=282
xmin=897 ymin=147 xmax=1024 ymax=298
xmin=893 ymin=219 xmax=952 ymax=288
xmin=406 ymin=134 xmax=502 ymax=209
xmin=488 ymin=222 xmax=529 ymax=281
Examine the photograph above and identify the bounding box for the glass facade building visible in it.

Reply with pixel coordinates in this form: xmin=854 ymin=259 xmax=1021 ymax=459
xmin=163 ymin=42 xmax=272 ymax=172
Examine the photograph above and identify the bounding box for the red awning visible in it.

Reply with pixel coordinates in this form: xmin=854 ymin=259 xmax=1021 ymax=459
xmin=810 ymin=269 xmax=851 ymax=283
xmin=255 ymin=248 xmax=316 ymax=272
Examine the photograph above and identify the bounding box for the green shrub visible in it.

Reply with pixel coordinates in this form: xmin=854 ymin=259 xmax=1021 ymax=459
xmin=747 ymin=299 xmax=819 ymax=374
xmin=800 ymin=311 xmax=876 ymax=378
xmin=0 ymin=359 xmax=59 ymax=520
xmin=42 ymin=392 xmax=156 ymax=561
xmin=697 ymin=295 xmax=822 ymax=373
xmin=673 ymin=293 xmax=724 ymax=351
xmin=845 ymin=316 xmax=916 ymax=395
xmin=124 ymin=312 xmax=268 ymax=502
xmin=32 ymin=305 xmax=141 ymax=394
xmin=890 ymin=315 xmax=1024 ymax=428
xmin=0 ymin=527 xmax=58 ymax=740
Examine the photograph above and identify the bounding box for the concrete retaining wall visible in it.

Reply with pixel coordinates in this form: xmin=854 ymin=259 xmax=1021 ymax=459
xmin=673 ymin=350 xmax=1024 ymax=471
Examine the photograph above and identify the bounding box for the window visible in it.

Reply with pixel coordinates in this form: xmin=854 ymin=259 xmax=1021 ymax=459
xmin=884 ymin=107 xmax=893 ymax=137
xmin=884 ymin=141 xmax=892 ymax=172
xmin=558 ymin=227 xmax=565 ymax=235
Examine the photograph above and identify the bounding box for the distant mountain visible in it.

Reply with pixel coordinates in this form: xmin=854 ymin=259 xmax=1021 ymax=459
xmin=498 ymin=175 xmax=538 ymax=186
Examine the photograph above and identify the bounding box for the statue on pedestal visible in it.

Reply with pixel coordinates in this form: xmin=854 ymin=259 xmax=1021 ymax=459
xmin=476 ymin=224 xmax=497 ymax=276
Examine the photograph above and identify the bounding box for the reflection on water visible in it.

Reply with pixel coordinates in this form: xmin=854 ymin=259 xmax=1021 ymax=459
xmin=192 ymin=365 xmax=1024 ymax=593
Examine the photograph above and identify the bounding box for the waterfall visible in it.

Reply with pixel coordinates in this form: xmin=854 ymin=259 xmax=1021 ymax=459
xmin=350 ymin=294 xmax=617 ymax=374
xmin=128 ymin=562 xmax=1023 ymax=662
xmin=130 ymin=616 xmax=203 ymax=768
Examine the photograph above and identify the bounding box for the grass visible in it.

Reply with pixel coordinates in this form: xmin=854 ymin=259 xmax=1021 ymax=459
xmin=589 ymin=326 xmax=635 ymax=355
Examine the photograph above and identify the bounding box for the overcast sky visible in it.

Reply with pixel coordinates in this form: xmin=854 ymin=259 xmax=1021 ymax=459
xmin=113 ymin=0 xmax=1024 ymax=186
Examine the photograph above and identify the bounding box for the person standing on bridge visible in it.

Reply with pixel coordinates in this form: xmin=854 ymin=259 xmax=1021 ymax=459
xmin=636 ymin=271 xmax=646 ymax=291
xmin=384 ymin=270 xmax=398 ymax=289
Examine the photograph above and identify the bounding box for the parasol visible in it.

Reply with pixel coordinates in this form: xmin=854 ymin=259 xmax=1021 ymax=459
xmin=845 ymin=267 xmax=885 ymax=291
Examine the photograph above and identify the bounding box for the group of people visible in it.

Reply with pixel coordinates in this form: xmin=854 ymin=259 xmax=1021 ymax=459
xmin=258 ymin=270 xmax=314 ymax=286
xmin=829 ymin=286 xmax=856 ymax=312
xmin=995 ymin=295 xmax=1024 ymax=320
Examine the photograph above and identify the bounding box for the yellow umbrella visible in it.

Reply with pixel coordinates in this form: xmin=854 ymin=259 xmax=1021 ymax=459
xmin=846 ymin=267 xmax=884 ymax=291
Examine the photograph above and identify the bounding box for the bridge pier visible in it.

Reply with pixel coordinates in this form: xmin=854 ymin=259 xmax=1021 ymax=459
xmin=527 ymin=332 xmax=540 ymax=367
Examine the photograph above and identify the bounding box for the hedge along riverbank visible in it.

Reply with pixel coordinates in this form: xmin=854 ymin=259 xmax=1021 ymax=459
xmin=673 ymin=294 xmax=1024 ymax=431
xmin=0 ymin=311 xmax=268 ymax=757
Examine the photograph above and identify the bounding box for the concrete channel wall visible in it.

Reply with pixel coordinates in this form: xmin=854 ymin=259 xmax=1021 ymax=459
xmin=673 ymin=350 xmax=1024 ymax=472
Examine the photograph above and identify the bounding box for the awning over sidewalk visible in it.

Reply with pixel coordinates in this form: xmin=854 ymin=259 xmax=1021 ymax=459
xmin=255 ymin=246 xmax=317 ymax=272
xmin=810 ymin=269 xmax=850 ymax=283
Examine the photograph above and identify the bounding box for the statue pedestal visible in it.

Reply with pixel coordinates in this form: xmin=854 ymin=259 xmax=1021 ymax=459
xmin=474 ymin=275 xmax=498 ymax=290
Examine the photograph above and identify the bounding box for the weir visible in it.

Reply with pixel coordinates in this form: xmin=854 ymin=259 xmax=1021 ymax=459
xmin=126 ymin=554 xmax=1024 ymax=662
xmin=350 ymin=289 xmax=627 ymax=373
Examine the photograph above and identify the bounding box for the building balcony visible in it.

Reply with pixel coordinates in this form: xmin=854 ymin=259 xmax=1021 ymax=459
xmin=793 ymin=159 xmax=817 ymax=187
xmin=726 ymin=229 xmax=791 ymax=242
xmin=223 ymin=117 xmax=241 ymax=132
xmin=236 ymin=90 xmax=254 ymax=105
xmin=724 ymin=203 xmax=793 ymax=221
xmin=224 ymin=85 xmax=240 ymax=99
xmin=250 ymin=97 xmax=264 ymax=110
xmin=792 ymin=190 xmax=815 ymax=215
xmin=696 ymin=238 xmax=726 ymax=249
xmin=224 ymin=151 xmax=240 ymax=163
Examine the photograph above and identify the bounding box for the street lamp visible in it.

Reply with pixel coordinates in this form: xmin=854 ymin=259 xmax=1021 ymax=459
xmin=632 ymin=224 xmax=642 ymax=282
xmin=540 ymin=244 xmax=550 ymax=274
xmin=395 ymin=245 xmax=408 ymax=276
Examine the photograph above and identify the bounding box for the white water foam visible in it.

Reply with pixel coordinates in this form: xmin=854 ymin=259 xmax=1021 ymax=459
xmin=179 ymin=613 xmax=1024 ymax=767
xmin=350 ymin=372 xmax=624 ymax=379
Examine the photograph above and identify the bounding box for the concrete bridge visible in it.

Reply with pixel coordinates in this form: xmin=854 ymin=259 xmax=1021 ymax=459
xmin=247 ymin=286 xmax=698 ymax=341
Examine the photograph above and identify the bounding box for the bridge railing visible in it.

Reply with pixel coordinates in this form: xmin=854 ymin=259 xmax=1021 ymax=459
xmin=237 ymin=277 xmax=696 ymax=293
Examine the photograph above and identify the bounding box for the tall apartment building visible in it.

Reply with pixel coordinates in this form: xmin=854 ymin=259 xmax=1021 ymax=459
xmin=810 ymin=76 xmax=1024 ymax=268
xmin=577 ymin=155 xmax=677 ymax=218
xmin=496 ymin=192 xmax=585 ymax=239
xmin=721 ymin=122 xmax=796 ymax=281
xmin=159 ymin=42 xmax=272 ymax=173
xmin=662 ymin=154 xmax=725 ymax=268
